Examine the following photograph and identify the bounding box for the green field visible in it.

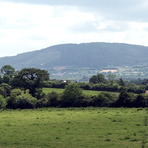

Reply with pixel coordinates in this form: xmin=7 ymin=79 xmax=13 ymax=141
xmin=43 ymin=88 xmax=119 ymax=96
xmin=0 ymin=108 xmax=147 ymax=148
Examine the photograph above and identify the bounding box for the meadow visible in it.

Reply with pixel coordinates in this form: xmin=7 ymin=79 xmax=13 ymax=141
xmin=43 ymin=88 xmax=119 ymax=96
xmin=0 ymin=108 xmax=147 ymax=148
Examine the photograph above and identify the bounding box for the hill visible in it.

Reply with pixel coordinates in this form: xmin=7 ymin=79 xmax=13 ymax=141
xmin=0 ymin=42 xmax=148 ymax=70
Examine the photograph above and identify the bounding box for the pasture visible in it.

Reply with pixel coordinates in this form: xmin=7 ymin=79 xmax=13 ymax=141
xmin=43 ymin=88 xmax=119 ymax=96
xmin=0 ymin=108 xmax=147 ymax=148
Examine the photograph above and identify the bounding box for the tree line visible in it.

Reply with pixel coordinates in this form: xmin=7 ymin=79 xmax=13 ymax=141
xmin=49 ymin=73 xmax=146 ymax=94
xmin=0 ymin=65 xmax=147 ymax=109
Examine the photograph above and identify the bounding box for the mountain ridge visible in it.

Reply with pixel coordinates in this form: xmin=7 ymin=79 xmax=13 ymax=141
xmin=0 ymin=42 xmax=148 ymax=70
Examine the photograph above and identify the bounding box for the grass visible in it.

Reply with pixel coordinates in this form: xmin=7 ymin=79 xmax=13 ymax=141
xmin=43 ymin=88 xmax=119 ymax=96
xmin=43 ymin=88 xmax=64 ymax=94
xmin=0 ymin=108 xmax=147 ymax=148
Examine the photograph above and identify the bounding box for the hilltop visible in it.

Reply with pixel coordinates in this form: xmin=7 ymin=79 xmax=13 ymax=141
xmin=0 ymin=42 xmax=148 ymax=71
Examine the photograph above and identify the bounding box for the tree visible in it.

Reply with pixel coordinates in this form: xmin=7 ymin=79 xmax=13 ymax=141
xmin=12 ymin=68 xmax=49 ymax=97
xmin=38 ymin=92 xmax=60 ymax=107
xmin=61 ymin=83 xmax=83 ymax=107
xmin=116 ymin=89 xmax=134 ymax=107
xmin=0 ymin=95 xmax=7 ymax=109
xmin=134 ymin=94 xmax=145 ymax=107
xmin=12 ymin=93 xmax=37 ymax=109
xmin=3 ymin=75 xmax=11 ymax=84
xmin=89 ymin=73 xmax=106 ymax=84
xmin=1 ymin=65 xmax=15 ymax=77
xmin=118 ymin=78 xmax=125 ymax=87
xmin=107 ymin=73 xmax=116 ymax=85
xmin=92 ymin=92 xmax=113 ymax=107
xmin=1 ymin=65 xmax=15 ymax=84
xmin=0 ymin=83 xmax=11 ymax=97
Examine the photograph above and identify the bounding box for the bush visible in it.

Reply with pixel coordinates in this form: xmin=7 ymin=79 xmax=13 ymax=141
xmin=7 ymin=89 xmax=22 ymax=108
xmin=47 ymin=92 xmax=61 ymax=107
xmin=37 ymin=91 xmax=61 ymax=107
xmin=50 ymin=80 xmax=67 ymax=89
xmin=79 ymin=82 xmax=92 ymax=90
xmin=61 ymin=83 xmax=83 ymax=107
xmin=0 ymin=83 xmax=11 ymax=97
xmin=127 ymin=85 xmax=146 ymax=94
xmin=12 ymin=93 xmax=37 ymax=109
xmin=115 ymin=90 xmax=135 ymax=107
xmin=92 ymin=92 xmax=115 ymax=107
xmin=0 ymin=87 xmax=7 ymax=97
xmin=0 ymin=95 xmax=7 ymax=109
xmin=34 ymin=88 xmax=45 ymax=99
xmin=134 ymin=94 xmax=145 ymax=107
xmin=10 ymin=89 xmax=22 ymax=97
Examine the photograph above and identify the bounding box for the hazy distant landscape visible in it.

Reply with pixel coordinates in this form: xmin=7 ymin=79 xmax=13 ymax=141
xmin=0 ymin=42 xmax=148 ymax=81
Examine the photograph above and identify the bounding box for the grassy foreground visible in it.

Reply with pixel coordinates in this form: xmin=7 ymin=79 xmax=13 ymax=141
xmin=0 ymin=108 xmax=147 ymax=148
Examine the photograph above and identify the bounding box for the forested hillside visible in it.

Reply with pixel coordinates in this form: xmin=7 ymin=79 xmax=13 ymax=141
xmin=0 ymin=42 xmax=148 ymax=70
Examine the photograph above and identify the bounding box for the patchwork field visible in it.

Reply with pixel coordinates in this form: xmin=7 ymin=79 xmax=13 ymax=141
xmin=0 ymin=108 xmax=147 ymax=148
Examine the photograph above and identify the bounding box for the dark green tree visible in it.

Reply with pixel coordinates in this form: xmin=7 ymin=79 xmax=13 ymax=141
xmin=134 ymin=94 xmax=145 ymax=107
xmin=1 ymin=65 xmax=15 ymax=77
xmin=12 ymin=68 xmax=49 ymax=97
xmin=1 ymin=65 xmax=15 ymax=84
xmin=107 ymin=73 xmax=116 ymax=85
xmin=0 ymin=83 xmax=11 ymax=97
xmin=89 ymin=73 xmax=106 ymax=84
xmin=0 ymin=95 xmax=7 ymax=109
xmin=118 ymin=78 xmax=126 ymax=87
xmin=61 ymin=83 xmax=83 ymax=107
xmin=92 ymin=93 xmax=110 ymax=107
xmin=116 ymin=89 xmax=134 ymax=107
xmin=3 ymin=75 xmax=11 ymax=84
xmin=12 ymin=93 xmax=37 ymax=109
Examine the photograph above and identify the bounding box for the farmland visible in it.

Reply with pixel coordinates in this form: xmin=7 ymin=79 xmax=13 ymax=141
xmin=0 ymin=108 xmax=147 ymax=148
xmin=43 ymin=88 xmax=119 ymax=96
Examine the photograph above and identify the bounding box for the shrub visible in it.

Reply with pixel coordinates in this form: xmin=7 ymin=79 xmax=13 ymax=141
xmin=79 ymin=82 xmax=92 ymax=90
xmin=12 ymin=93 xmax=37 ymax=109
xmin=37 ymin=91 xmax=61 ymax=107
xmin=50 ymin=80 xmax=67 ymax=89
xmin=0 ymin=83 xmax=11 ymax=97
xmin=0 ymin=95 xmax=7 ymax=109
xmin=0 ymin=87 xmax=7 ymax=97
xmin=92 ymin=93 xmax=113 ymax=107
xmin=115 ymin=90 xmax=135 ymax=107
xmin=10 ymin=89 xmax=22 ymax=97
xmin=61 ymin=83 xmax=83 ymax=107
xmin=34 ymin=88 xmax=45 ymax=99
xmin=7 ymin=89 xmax=22 ymax=108
xmin=47 ymin=92 xmax=61 ymax=107
xmin=134 ymin=94 xmax=145 ymax=107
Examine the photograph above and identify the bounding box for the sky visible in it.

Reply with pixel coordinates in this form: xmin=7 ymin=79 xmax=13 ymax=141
xmin=0 ymin=0 xmax=148 ymax=57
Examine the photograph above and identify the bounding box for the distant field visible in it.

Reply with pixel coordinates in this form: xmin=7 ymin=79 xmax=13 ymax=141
xmin=0 ymin=108 xmax=147 ymax=148
xmin=43 ymin=88 xmax=64 ymax=94
xmin=43 ymin=88 xmax=119 ymax=96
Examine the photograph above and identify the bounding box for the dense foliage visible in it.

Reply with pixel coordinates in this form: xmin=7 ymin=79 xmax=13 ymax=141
xmin=0 ymin=65 xmax=147 ymax=109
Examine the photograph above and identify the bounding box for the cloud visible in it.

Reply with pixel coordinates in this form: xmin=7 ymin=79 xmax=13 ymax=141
xmin=0 ymin=0 xmax=148 ymax=57
xmin=2 ymin=0 xmax=148 ymax=21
